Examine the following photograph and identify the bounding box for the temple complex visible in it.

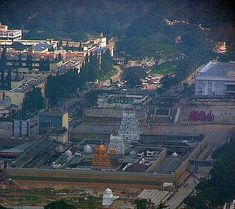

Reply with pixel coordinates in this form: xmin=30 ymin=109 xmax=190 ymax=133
xmin=92 ymin=144 xmax=111 ymax=167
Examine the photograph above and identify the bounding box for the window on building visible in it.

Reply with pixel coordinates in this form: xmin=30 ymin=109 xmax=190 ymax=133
xmin=227 ymin=85 xmax=235 ymax=91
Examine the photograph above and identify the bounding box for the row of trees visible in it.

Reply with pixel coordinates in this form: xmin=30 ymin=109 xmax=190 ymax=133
xmin=46 ymin=50 xmax=113 ymax=105
xmin=21 ymin=87 xmax=45 ymax=119
xmin=13 ymin=50 xmax=113 ymax=119
xmin=184 ymin=138 xmax=235 ymax=209
xmin=45 ymin=69 xmax=80 ymax=105
xmin=79 ymin=50 xmax=114 ymax=83
xmin=123 ymin=67 xmax=147 ymax=88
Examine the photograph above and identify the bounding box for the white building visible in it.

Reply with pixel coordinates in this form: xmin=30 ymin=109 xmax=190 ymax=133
xmin=195 ymin=61 xmax=235 ymax=97
xmin=118 ymin=111 xmax=140 ymax=142
xmin=108 ymin=134 xmax=125 ymax=157
xmin=102 ymin=188 xmax=119 ymax=208
xmin=0 ymin=23 xmax=22 ymax=41
xmin=98 ymin=33 xmax=107 ymax=48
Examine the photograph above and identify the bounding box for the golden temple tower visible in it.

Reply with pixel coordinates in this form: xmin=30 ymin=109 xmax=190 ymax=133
xmin=92 ymin=144 xmax=111 ymax=167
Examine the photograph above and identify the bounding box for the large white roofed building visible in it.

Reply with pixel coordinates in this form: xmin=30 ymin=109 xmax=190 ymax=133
xmin=195 ymin=61 xmax=235 ymax=97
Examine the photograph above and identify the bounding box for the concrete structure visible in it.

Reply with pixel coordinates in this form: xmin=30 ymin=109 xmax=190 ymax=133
xmin=48 ymin=130 xmax=69 ymax=143
xmin=98 ymin=33 xmax=107 ymax=48
xmin=118 ymin=111 xmax=140 ymax=142
xmin=12 ymin=120 xmax=30 ymax=138
xmin=138 ymin=189 xmax=172 ymax=207
xmin=223 ymin=200 xmax=235 ymax=209
xmin=97 ymin=93 xmax=150 ymax=109
xmin=108 ymin=134 xmax=125 ymax=157
xmin=4 ymin=91 xmax=25 ymax=108
xmin=92 ymin=144 xmax=111 ymax=167
xmin=195 ymin=61 xmax=235 ymax=96
xmin=0 ymin=23 xmax=22 ymax=41
xmin=102 ymin=188 xmax=119 ymax=208
xmin=38 ymin=109 xmax=69 ymax=133
xmin=84 ymin=107 xmax=147 ymax=123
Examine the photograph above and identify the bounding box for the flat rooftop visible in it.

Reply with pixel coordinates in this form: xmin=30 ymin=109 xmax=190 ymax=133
xmin=84 ymin=108 xmax=146 ymax=120
xmin=39 ymin=108 xmax=68 ymax=117
xmin=197 ymin=61 xmax=235 ymax=81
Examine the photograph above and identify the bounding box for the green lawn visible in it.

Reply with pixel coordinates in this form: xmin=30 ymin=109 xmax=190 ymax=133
xmin=150 ymin=62 xmax=178 ymax=75
xmin=98 ymin=67 xmax=117 ymax=82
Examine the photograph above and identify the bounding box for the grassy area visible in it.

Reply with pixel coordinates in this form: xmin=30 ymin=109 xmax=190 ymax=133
xmin=150 ymin=62 xmax=178 ymax=75
xmin=98 ymin=67 xmax=117 ymax=82
xmin=1 ymin=187 xmax=102 ymax=207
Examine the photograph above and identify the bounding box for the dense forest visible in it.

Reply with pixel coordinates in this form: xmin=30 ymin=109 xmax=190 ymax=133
xmin=0 ymin=0 xmax=234 ymax=58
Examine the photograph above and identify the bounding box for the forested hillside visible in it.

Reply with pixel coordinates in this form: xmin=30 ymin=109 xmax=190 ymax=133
xmin=0 ymin=0 xmax=234 ymax=40
xmin=0 ymin=0 xmax=234 ymax=59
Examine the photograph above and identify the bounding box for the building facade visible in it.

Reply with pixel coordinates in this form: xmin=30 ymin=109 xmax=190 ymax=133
xmin=38 ymin=109 xmax=68 ymax=133
xmin=118 ymin=111 xmax=140 ymax=142
xmin=0 ymin=23 xmax=22 ymax=41
xmin=195 ymin=61 xmax=235 ymax=97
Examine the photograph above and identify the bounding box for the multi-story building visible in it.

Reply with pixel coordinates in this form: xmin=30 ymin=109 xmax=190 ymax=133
xmin=97 ymin=93 xmax=150 ymax=109
xmin=38 ymin=109 xmax=69 ymax=133
xmin=195 ymin=61 xmax=235 ymax=97
xmin=0 ymin=23 xmax=22 ymax=41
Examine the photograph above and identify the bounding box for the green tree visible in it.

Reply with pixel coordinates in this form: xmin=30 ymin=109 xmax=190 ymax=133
xmin=101 ymin=50 xmax=113 ymax=72
xmin=45 ymin=69 xmax=81 ymax=105
xmin=26 ymin=54 xmax=33 ymax=71
xmin=18 ymin=53 xmax=23 ymax=68
xmin=44 ymin=200 xmax=76 ymax=209
xmin=157 ymin=202 xmax=167 ymax=209
xmin=0 ymin=47 xmax=7 ymax=89
xmin=22 ymin=87 xmax=44 ymax=117
xmin=134 ymin=199 xmax=148 ymax=209
xmin=39 ymin=58 xmax=50 ymax=71
xmin=123 ymin=67 xmax=146 ymax=88
xmin=85 ymin=89 xmax=101 ymax=106
xmin=87 ymin=54 xmax=99 ymax=82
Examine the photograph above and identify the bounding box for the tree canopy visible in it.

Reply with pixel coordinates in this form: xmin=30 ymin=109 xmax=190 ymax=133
xmin=21 ymin=87 xmax=45 ymax=118
xmin=45 ymin=69 xmax=80 ymax=105
xmin=44 ymin=200 xmax=76 ymax=209
xmin=184 ymin=138 xmax=235 ymax=209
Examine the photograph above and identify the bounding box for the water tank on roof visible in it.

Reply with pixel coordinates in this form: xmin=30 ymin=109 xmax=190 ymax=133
xmin=64 ymin=150 xmax=72 ymax=157
xmin=130 ymin=151 xmax=136 ymax=156
xmin=55 ymin=145 xmax=64 ymax=153
xmin=84 ymin=145 xmax=92 ymax=153
xmin=172 ymin=152 xmax=178 ymax=157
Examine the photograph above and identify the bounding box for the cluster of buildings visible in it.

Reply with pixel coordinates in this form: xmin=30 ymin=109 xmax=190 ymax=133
xmin=0 ymin=23 xmax=115 ymax=117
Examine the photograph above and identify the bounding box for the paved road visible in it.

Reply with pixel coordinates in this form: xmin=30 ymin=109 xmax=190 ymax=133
xmin=166 ymin=174 xmax=199 ymax=209
xmin=165 ymin=132 xmax=232 ymax=209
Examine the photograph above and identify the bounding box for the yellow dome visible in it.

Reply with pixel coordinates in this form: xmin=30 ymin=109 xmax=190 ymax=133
xmin=97 ymin=144 xmax=107 ymax=151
